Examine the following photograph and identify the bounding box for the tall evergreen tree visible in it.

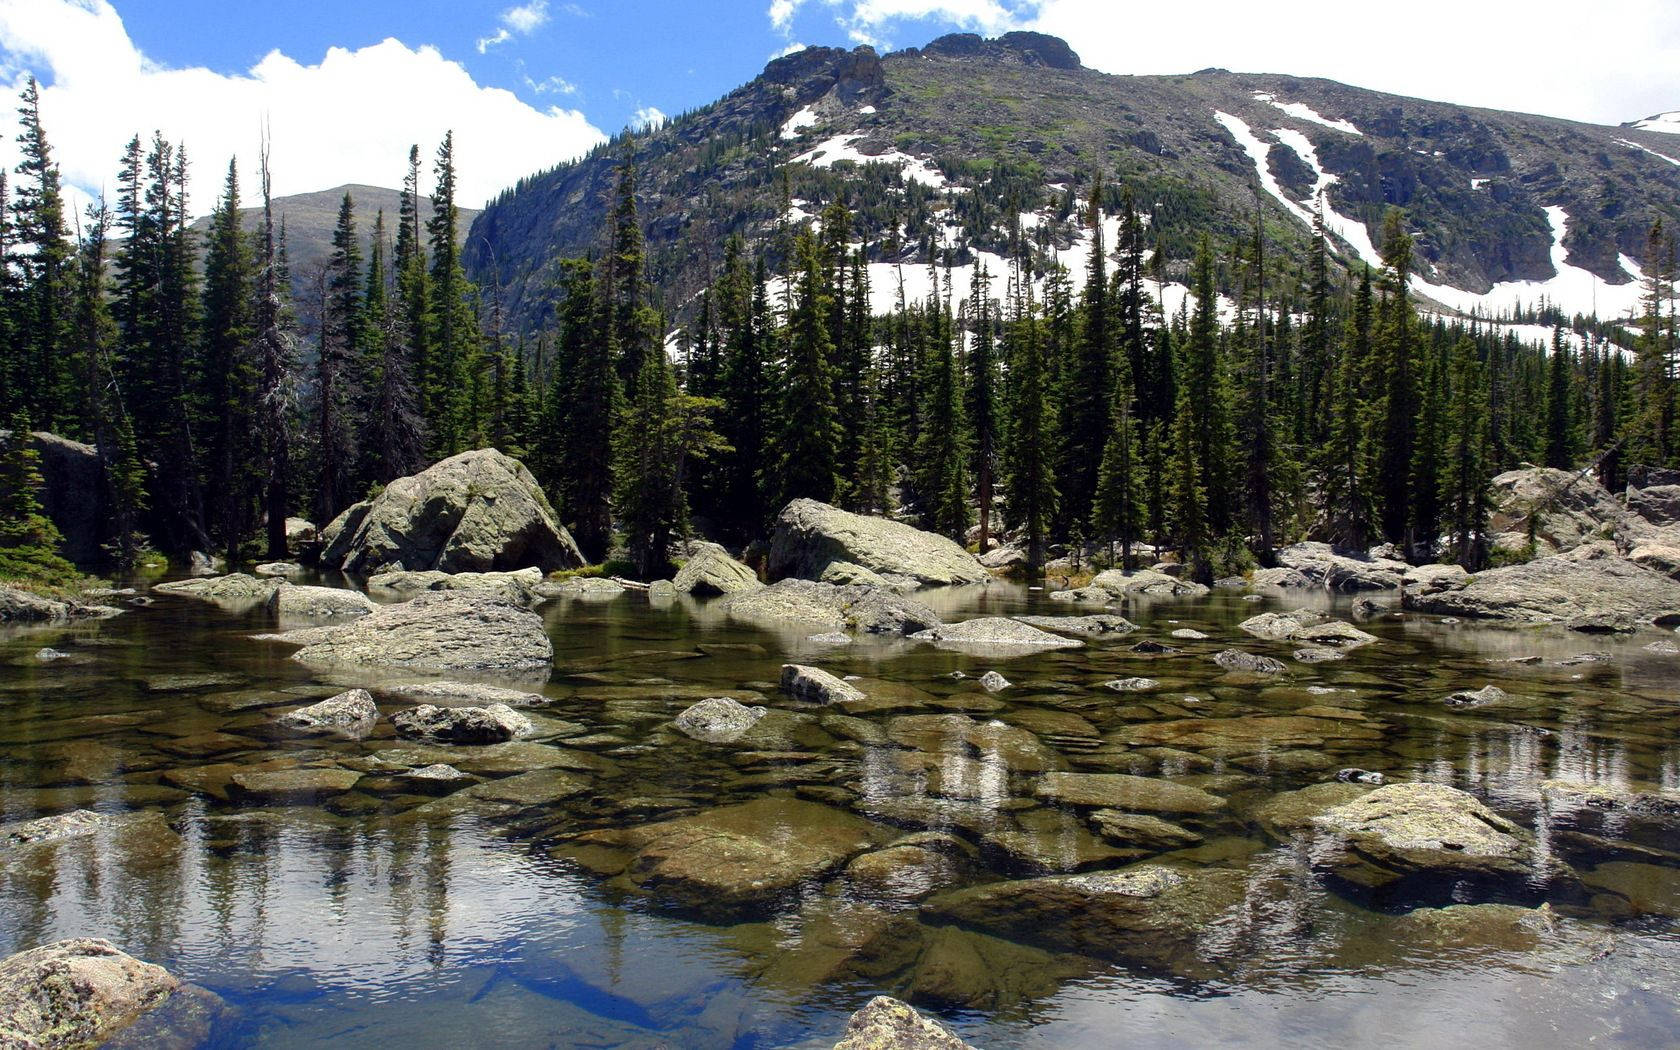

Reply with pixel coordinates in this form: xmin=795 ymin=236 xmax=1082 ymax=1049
xmin=965 ymin=264 xmax=1000 ymax=549
xmin=425 ymin=132 xmax=481 ymax=453
xmin=1374 ymin=208 xmax=1418 ymax=546
xmin=251 ymin=141 xmax=299 ymax=559
xmin=316 ymin=192 xmax=361 ymax=522
xmin=11 ymin=77 xmax=73 ymax=430
xmin=776 ymin=227 xmax=842 ymax=507
xmin=200 ymin=159 xmax=256 ymax=562
xmin=1441 ymin=337 xmax=1491 ymax=569
xmin=1543 ymin=325 xmax=1575 ymax=469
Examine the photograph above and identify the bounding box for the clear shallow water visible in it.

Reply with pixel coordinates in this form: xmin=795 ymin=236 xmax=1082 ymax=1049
xmin=2 ymin=579 xmax=1678 ymax=1048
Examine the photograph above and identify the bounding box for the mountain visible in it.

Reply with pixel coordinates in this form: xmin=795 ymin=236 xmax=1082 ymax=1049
xmin=465 ymin=32 xmax=1680 ymax=333
xmin=1624 ymin=111 xmax=1680 ymax=135
xmin=190 ymin=184 xmax=479 ymax=299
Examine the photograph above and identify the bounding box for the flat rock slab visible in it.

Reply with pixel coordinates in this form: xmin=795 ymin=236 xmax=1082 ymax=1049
xmin=911 ymin=617 xmax=1083 ymax=652
xmin=1011 ymin=614 xmax=1137 ymax=637
xmin=382 ymin=681 xmax=549 ymax=708
xmin=229 ymin=767 xmax=362 ymax=803
xmin=721 ymin=579 xmax=941 ymax=635
xmin=1403 ymin=542 xmax=1680 ymax=631
xmin=782 ymin=664 xmax=866 ymax=705
xmin=283 ymin=592 xmax=554 ymax=673
xmin=768 ymin=498 xmax=988 ymax=587
xmin=1034 ymin=772 xmax=1225 ymax=814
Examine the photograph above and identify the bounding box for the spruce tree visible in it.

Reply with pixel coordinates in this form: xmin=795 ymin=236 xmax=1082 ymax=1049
xmin=425 ymin=132 xmax=482 ymax=453
xmin=251 ymin=142 xmax=299 ymax=558
xmin=316 ymin=192 xmax=361 ymax=522
xmin=11 ymin=77 xmax=73 ymax=430
xmin=1373 ymin=209 xmax=1418 ymax=546
xmin=200 ymin=159 xmax=255 ymax=562
xmin=1410 ymin=336 xmax=1446 ymax=557
xmin=1091 ymin=370 xmax=1144 ymax=569
xmin=1441 ymin=337 xmax=1491 ymax=569
xmin=1057 ymin=176 xmax=1111 ymax=532
xmin=914 ymin=295 xmax=969 ymax=540
xmin=966 ymin=265 xmax=1000 ymax=548
xmin=0 ymin=410 xmax=76 ymax=583
xmin=1004 ymin=277 xmax=1057 ymax=569
xmin=1322 ymin=267 xmax=1376 ymax=548
xmin=776 ymin=227 xmax=842 ymax=507
xmin=1543 ymin=325 xmax=1574 ymax=469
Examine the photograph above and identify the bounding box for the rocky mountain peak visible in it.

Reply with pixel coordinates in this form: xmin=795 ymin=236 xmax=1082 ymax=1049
xmin=912 ymin=31 xmax=1081 ymax=69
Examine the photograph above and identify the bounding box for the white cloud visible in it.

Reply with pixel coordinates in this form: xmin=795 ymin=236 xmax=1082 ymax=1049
xmin=631 ymin=106 xmax=667 ymax=131
xmin=478 ymin=0 xmax=551 ymax=51
xmin=765 ymin=0 xmax=1680 ymax=126
xmin=0 ymin=0 xmax=606 ymax=214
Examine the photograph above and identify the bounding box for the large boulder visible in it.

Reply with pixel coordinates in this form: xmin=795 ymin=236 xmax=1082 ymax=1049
xmin=391 ymin=702 xmax=534 ymax=743
xmin=267 ymin=583 xmax=375 ymax=619
xmin=910 ymin=617 xmax=1083 ymax=652
xmin=1628 ymin=484 xmax=1680 ymax=527
xmin=767 ymin=498 xmax=987 ymax=587
xmin=5 ymin=431 xmax=105 ymax=566
xmin=673 ymin=697 xmax=767 ymax=743
xmin=672 ymin=543 xmax=762 ymax=596
xmin=719 ymin=578 xmax=941 ymax=635
xmin=1308 ymin=782 xmax=1565 ymax=896
xmin=278 ymin=592 xmax=554 ymax=673
xmin=832 ymin=997 xmax=974 ymax=1050
xmin=1403 ymin=542 xmax=1680 ymax=631
xmin=316 ymin=448 xmax=583 ymax=575
xmin=152 ymin=573 xmax=282 ymax=610
xmin=0 ymin=586 xmax=120 ymax=624
xmin=1489 ymin=466 xmax=1627 ymax=552
xmin=367 ymin=567 xmax=542 ymax=605
xmin=1049 ymin=568 xmax=1208 ymax=603
xmin=1275 ymin=542 xmax=1408 ymax=591
xmin=0 ymin=937 xmax=223 ymax=1050
xmin=274 ymin=688 xmax=379 ymax=737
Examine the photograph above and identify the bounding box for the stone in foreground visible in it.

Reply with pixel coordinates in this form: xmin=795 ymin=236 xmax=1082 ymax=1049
xmin=832 ymin=996 xmax=975 ymax=1050
xmin=391 ymin=702 xmax=535 ymax=743
xmin=0 ymin=937 xmax=224 ymax=1050
xmin=274 ymin=688 xmax=379 ymax=738
xmin=674 ymin=697 xmax=767 ymax=743
xmin=768 ymin=498 xmax=988 ymax=587
xmin=283 ymin=592 xmax=554 ymax=673
xmin=317 ymin=448 xmax=584 ymax=574
xmin=782 ymin=664 xmax=867 ymax=704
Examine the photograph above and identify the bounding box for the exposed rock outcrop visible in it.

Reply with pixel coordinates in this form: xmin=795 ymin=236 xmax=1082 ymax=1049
xmin=267 ymin=583 xmax=376 ymax=619
xmin=0 ymin=586 xmax=121 ymax=624
xmin=1489 ymin=465 xmax=1627 ymax=553
xmin=911 ymin=616 xmax=1083 ymax=651
xmin=672 ymin=543 xmax=762 ymax=596
xmin=0 ymin=938 xmax=224 ymax=1050
xmin=831 ymin=996 xmax=975 ymax=1050
xmin=1274 ymin=542 xmax=1408 ymax=590
xmin=276 ymin=592 xmax=554 ymax=673
xmin=720 ymin=578 xmax=941 ymax=634
xmin=391 ymin=702 xmax=535 ymax=743
xmin=152 ymin=573 xmax=282 ymax=610
xmin=317 ymin=448 xmax=583 ymax=575
xmin=367 ymin=567 xmax=543 ymax=605
xmin=1402 ymin=542 xmax=1680 ymax=631
xmin=1049 ymin=568 xmax=1209 ymax=603
xmin=767 ymin=498 xmax=987 ymax=587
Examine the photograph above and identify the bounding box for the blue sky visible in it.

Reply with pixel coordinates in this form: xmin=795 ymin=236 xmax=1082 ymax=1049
xmin=0 ymin=0 xmax=1674 ymax=217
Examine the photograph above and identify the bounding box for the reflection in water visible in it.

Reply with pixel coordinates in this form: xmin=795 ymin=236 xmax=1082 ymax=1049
xmin=0 ymin=582 xmax=1677 ymax=1047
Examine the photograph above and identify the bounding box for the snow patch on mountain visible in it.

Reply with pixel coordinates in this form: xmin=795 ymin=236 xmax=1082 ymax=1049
xmin=790 ymin=133 xmax=947 ymax=188
xmin=1411 ymin=207 xmax=1646 ymax=320
xmin=1616 ymin=137 xmax=1680 ymax=167
xmin=780 ymin=106 xmax=819 ymax=141
xmin=1253 ymin=92 xmax=1362 ymax=136
xmin=1630 ymin=111 xmax=1680 ymax=135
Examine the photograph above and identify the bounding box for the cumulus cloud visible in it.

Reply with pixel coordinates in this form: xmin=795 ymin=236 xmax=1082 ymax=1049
xmin=631 ymin=106 xmax=667 ymax=131
xmin=767 ymin=0 xmax=1678 ymax=125
xmin=0 ymin=0 xmax=606 ymax=215
xmin=478 ymin=0 xmax=551 ymax=51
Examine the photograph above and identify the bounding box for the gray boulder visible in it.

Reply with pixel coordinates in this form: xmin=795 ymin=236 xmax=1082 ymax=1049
xmin=720 ymin=578 xmax=940 ymax=635
xmin=1403 ymin=563 xmax=1471 ymax=595
xmin=674 ymin=697 xmax=767 ymax=743
xmin=782 ymin=664 xmax=866 ymax=704
xmin=317 ymin=448 xmax=583 ymax=575
xmin=0 ymin=937 xmax=223 ymax=1050
xmin=767 ymin=498 xmax=987 ymax=587
xmin=391 ymin=702 xmax=535 ymax=743
xmin=1628 ymin=484 xmax=1680 ymax=527
xmin=832 ymin=996 xmax=974 ymax=1050
xmin=267 ymin=583 xmax=376 ymax=619
xmin=0 ymin=586 xmax=120 ymax=624
xmin=1489 ymin=465 xmax=1628 ymax=552
xmin=279 ymin=592 xmax=554 ymax=673
xmin=274 ymin=688 xmax=379 ymax=737
xmin=368 ymin=567 xmax=543 ymax=605
xmin=911 ymin=616 xmax=1083 ymax=652
xmin=1275 ymin=542 xmax=1408 ymax=590
xmin=1403 ymin=542 xmax=1680 ymax=631
xmin=3 ymin=431 xmax=105 ymax=566
xmin=1050 ymin=568 xmax=1208 ymax=603
xmin=253 ymin=561 xmax=305 ymax=578
xmin=1212 ymin=649 xmax=1286 ymax=674
xmin=153 ymin=572 xmax=282 ymax=610
xmin=1010 ymin=613 xmax=1136 ymax=637
xmin=672 ymin=544 xmax=762 ymax=596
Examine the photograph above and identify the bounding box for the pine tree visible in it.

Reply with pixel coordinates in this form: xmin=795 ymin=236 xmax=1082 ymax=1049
xmin=361 ymin=209 xmax=425 ymax=485
xmin=557 ymin=258 xmax=617 ymax=562
xmin=615 ymin=349 xmax=725 ymax=578
xmin=776 ymin=227 xmax=842 ymax=507
xmin=1004 ymin=274 xmax=1057 ymax=569
xmin=914 ymin=293 xmax=969 ymax=540
xmin=0 ymin=410 xmax=77 ymax=583
xmin=200 ymin=159 xmax=255 ymax=561
xmin=316 ymin=192 xmax=361 ymax=522
xmin=11 ymin=77 xmax=74 ymax=431
xmin=966 ymin=264 xmax=1000 ymax=549
xmin=1441 ymin=336 xmax=1491 ymax=569
xmin=1322 ymin=266 xmax=1376 ymax=548
xmin=1057 ymin=176 xmax=1111 ymax=532
xmin=1165 ymin=384 xmax=1208 ymax=579
xmin=1627 ymin=220 xmax=1674 ymax=471
xmin=716 ymin=241 xmax=777 ymax=540
xmin=1410 ymin=336 xmax=1446 ymax=556
xmin=425 ymin=132 xmax=482 ymax=453
xmin=251 ymin=141 xmax=299 ymax=558
xmin=1374 ymin=208 xmax=1418 ymax=546
xmin=1182 ymin=238 xmax=1233 ymax=533
xmin=1236 ymin=193 xmax=1276 ymax=562
xmin=1091 ymin=369 xmax=1144 ymax=568
xmin=1543 ymin=325 xmax=1574 ymax=469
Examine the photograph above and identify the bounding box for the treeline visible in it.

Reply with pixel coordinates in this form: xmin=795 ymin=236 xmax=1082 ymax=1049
xmin=0 ymin=78 xmax=537 ymax=570
xmin=3 ymin=68 xmax=1678 ymax=583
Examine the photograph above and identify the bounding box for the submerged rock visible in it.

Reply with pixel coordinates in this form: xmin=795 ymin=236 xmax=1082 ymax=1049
xmin=831 ymin=996 xmax=975 ymax=1050
xmin=273 ymin=688 xmax=378 ymax=737
xmin=317 ymin=448 xmax=584 ymax=574
xmin=782 ymin=664 xmax=867 ymax=705
xmin=672 ymin=544 xmax=762 ymax=596
xmin=721 ymin=578 xmax=941 ymax=635
xmin=920 ymin=865 xmax=1245 ymax=973
xmin=1443 ymin=685 xmax=1510 ymax=709
xmin=280 ymin=592 xmax=554 ymax=673
xmin=559 ymin=797 xmax=884 ymax=915
xmin=391 ymin=702 xmax=534 ymax=744
xmin=674 ymin=697 xmax=767 ymax=743
xmin=768 ymin=498 xmax=988 ymax=587
xmin=1034 ymin=771 xmax=1225 ymax=814
xmin=911 ymin=617 xmax=1083 ymax=652
xmin=0 ymin=937 xmax=224 ymax=1050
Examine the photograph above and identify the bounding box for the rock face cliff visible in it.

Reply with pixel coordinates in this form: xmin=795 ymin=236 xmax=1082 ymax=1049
xmin=467 ymin=32 xmax=1680 ymax=333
